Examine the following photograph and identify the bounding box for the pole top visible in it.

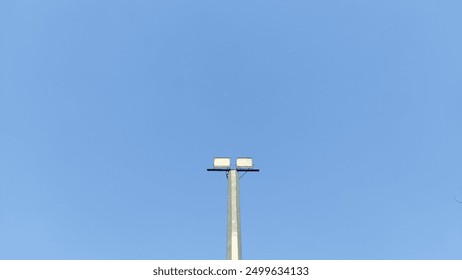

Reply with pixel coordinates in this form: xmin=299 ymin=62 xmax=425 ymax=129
xmin=207 ymin=157 xmax=259 ymax=172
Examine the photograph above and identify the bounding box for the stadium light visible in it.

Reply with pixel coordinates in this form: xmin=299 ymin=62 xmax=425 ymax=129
xmin=236 ymin=157 xmax=253 ymax=169
xmin=207 ymin=157 xmax=259 ymax=260
xmin=213 ymin=157 xmax=231 ymax=169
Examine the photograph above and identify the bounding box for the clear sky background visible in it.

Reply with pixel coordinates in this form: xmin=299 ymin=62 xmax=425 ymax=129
xmin=1 ymin=0 xmax=461 ymax=260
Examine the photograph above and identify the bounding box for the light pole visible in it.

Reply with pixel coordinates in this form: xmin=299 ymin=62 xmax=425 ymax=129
xmin=207 ymin=157 xmax=259 ymax=260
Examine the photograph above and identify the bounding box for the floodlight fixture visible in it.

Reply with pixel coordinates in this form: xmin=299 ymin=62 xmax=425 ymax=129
xmin=236 ymin=157 xmax=253 ymax=169
xmin=236 ymin=157 xmax=259 ymax=172
xmin=213 ymin=157 xmax=231 ymax=170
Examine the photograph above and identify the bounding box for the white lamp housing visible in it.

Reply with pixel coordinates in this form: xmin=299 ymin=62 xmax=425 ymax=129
xmin=213 ymin=157 xmax=231 ymax=169
xmin=236 ymin=157 xmax=253 ymax=169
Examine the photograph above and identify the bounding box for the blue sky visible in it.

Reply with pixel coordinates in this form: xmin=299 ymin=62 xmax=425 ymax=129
xmin=1 ymin=0 xmax=461 ymax=259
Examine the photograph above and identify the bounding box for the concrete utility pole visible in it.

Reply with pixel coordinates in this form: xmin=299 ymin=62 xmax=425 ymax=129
xmin=207 ymin=157 xmax=259 ymax=260
xmin=227 ymin=170 xmax=241 ymax=260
